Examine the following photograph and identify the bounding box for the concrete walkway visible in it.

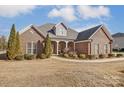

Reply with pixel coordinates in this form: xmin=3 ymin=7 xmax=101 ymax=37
xmin=51 ymin=56 xmax=124 ymax=63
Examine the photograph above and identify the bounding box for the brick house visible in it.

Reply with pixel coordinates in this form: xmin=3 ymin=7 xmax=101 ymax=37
xmin=112 ymin=33 xmax=124 ymax=50
xmin=20 ymin=22 xmax=113 ymax=56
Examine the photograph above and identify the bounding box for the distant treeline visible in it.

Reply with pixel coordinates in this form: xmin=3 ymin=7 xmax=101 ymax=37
xmin=0 ymin=36 xmax=7 ymax=51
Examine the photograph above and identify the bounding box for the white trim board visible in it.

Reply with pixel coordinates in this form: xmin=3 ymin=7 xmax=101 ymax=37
xmin=75 ymin=40 xmax=91 ymax=43
xmin=89 ymin=25 xmax=103 ymax=40
xmin=89 ymin=25 xmax=113 ymax=41
xmin=19 ymin=24 xmax=33 ymax=35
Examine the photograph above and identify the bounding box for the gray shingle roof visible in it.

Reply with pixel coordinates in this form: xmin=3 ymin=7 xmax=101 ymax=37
xmin=112 ymin=32 xmax=124 ymax=37
xmin=35 ymin=23 xmax=55 ymax=37
xmin=22 ymin=23 xmax=106 ymax=41
xmin=36 ymin=23 xmax=78 ymax=40
xmin=76 ymin=25 xmax=102 ymax=41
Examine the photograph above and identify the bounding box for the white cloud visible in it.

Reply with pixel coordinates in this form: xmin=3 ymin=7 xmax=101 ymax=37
xmin=48 ymin=6 xmax=77 ymax=22
xmin=0 ymin=5 xmax=37 ymax=17
xmin=77 ymin=6 xmax=110 ymax=20
xmin=48 ymin=5 xmax=111 ymax=22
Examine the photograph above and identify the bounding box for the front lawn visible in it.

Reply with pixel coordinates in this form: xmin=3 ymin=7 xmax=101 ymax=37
xmin=0 ymin=58 xmax=124 ymax=87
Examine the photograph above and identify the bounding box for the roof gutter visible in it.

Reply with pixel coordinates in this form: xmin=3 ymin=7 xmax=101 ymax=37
xmin=74 ymin=39 xmax=92 ymax=43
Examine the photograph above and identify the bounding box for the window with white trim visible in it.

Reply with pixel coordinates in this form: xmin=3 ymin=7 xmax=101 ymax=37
xmin=56 ymin=27 xmax=67 ymax=36
xmin=104 ymin=44 xmax=108 ymax=54
xmin=26 ymin=42 xmax=37 ymax=54
xmin=32 ymin=42 xmax=37 ymax=54
xmin=94 ymin=44 xmax=99 ymax=55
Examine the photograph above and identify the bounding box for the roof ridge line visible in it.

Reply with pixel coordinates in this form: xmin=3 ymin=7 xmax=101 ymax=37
xmin=79 ymin=24 xmax=103 ymax=33
xmin=19 ymin=24 xmax=34 ymax=34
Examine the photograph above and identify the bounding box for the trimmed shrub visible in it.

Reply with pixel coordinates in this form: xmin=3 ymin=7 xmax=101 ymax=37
xmin=36 ymin=54 xmax=41 ymax=59
xmin=116 ymin=54 xmax=123 ymax=57
xmin=108 ymin=54 xmax=116 ymax=58
xmin=63 ymin=48 xmax=69 ymax=54
xmin=78 ymin=54 xmax=86 ymax=59
xmin=72 ymin=53 xmax=78 ymax=59
xmin=63 ymin=53 xmax=69 ymax=58
xmin=40 ymin=53 xmax=47 ymax=59
xmin=15 ymin=55 xmax=24 ymax=60
xmin=59 ymin=53 xmax=64 ymax=57
xmin=24 ymin=54 xmax=35 ymax=60
xmin=87 ymin=55 xmax=96 ymax=59
xmin=99 ymin=54 xmax=106 ymax=59
xmin=68 ymin=51 xmax=74 ymax=57
xmin=44 ymin=34 xmax=52 ymax=58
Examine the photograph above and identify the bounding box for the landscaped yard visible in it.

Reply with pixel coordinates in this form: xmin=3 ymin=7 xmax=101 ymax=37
xmin=0 ymin=58 xmax=124 ymax=87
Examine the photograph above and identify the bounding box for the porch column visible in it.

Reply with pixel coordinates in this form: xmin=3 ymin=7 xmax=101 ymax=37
xmin=65 ymin=41 xmax=68 ymax=48
xmin=74 ymin=42 xmax=75 ymax=52
xmin=56 ymin=41 xmax=59 ymax=55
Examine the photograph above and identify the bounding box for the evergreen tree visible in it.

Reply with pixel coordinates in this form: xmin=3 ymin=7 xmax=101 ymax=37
xmin=44 ymin=34 xmax=52 ymax=58
xmin=7 ymin=24 xmax=17 ymax=60
xmin=15 ymin=32 xmax=21 ymax=56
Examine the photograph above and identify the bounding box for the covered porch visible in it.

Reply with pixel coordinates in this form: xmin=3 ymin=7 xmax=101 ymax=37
xmin=51 ymin=40 xmax=75 ymax=55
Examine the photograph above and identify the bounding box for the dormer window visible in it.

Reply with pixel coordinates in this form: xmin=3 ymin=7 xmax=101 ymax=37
xmin=55 ymin=23 xmax=67 ymax=36
xmin=59 ymin=28 xmax=62 ymax=32
xmin=59 ymin=28 xmax=64 ymax=35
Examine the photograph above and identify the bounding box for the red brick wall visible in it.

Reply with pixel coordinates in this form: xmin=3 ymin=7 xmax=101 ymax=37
xmin=20 ymin=27 xmax=44 ymax=55
xmin=75 ymin=42 xmax=89 ymax=55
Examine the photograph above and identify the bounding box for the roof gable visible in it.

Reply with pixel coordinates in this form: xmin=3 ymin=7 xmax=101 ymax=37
xmin=55 ymin=22 xmax=68 ymax=30
xmin=76 ymin=25 xmax=113 ymax=41
xmin=99 ymin=25 xmax=113 ymax=41
xmin=19 ymin=24 xmax=33 ymax=34
xmin=76 ymin=25 xmax=102 ymax=41
xmin=36 ymin=23 xmax=78 ymax=40
xmin=19 ymin=23 xmax=112 ymax=41
xmin=54 ymin=22 xmax=67 ymax=36
xmin=19 ymin=24 xmax=45 ymax=39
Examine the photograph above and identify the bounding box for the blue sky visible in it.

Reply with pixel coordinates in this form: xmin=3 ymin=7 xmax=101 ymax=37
xmin=0 ymin=5 xmax=123 ymax=36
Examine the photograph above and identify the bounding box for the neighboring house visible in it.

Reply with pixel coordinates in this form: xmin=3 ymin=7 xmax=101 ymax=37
xmin=20 ymin=22 xmax=113 ymax=56
xmin=112 ymin=32 xmax=124 ymax=50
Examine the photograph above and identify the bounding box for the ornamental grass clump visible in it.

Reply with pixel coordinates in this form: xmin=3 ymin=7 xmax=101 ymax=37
xmin=78 ymin=54 xmax=86 ymax=59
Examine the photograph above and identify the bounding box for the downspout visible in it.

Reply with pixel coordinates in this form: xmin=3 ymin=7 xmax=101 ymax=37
xmin=89 ymin=39 xmax=93 ymax=55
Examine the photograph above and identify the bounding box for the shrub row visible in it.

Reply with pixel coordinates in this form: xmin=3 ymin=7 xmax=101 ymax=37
xmin=38 ymin=53 xmax=47 ymax=59
xmin=62 ymin=52 xmax=87 ymax=59
xmin=113 ymin=48 xmax=124 ymax=52
xmin=108 ymin=53 xmax=124 ymax=58
xmin=14 ymin=53 xmax=50 ymax=60
xmin=24 ymin=54 xmax=36 ymax=60
xmin=15 ymin=55 xmax=24 ymax=60
xmin=62 ymin=53 xmax=95 ymax=59
xmin=60 ymin=52 xmax=124 ymax=60
xmin=14 ymin=54 xmax=36 ymax=60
